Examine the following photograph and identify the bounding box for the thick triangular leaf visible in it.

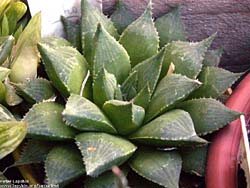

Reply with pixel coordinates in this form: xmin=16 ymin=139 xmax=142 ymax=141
xmin=0 ymin=104 xmax=15 ymax=121
xmin=23 ymin=102 xmax=77 ymax=140
xmin=0 ymin=121 xmax=27 ymax=160
xmin=45 ymin=145 xmax=85 ymax=186
xmin=178 ymin=98 xmax=241 ymax=135
xmin=155 ymin=6 xmax=186 ymax=47
xmin=0 ymin=66 xmax=11 ymax=81
xmin=10 ymin=12 xmax=41 ymax=83
xmin=203 ymin=48 xmax=223 ymax=67
xmin=1 ymin=15 xmax=9 ymax=36
xmin=130 ymin=109 xmax=206 ymax=146
xmin=38 ymin=42 xmax=89 ymax=97
xmin=61 ymin=16 xmax=81 ymax=51
xmin=103 ymin=100 xmax=145 ymax=135
xmin=92 ymin=24 xmax=130 ymax=84
xmin=132 ymin=84 xmax=151 ymax=109
xmin=4 ymin=80 xmax=23 ymax=106
xmin=93 ymin=68 xmax=117 ymax=108
xmin=0 ymin=35 xmax=14 ymax=65
xmin=14 ymin=78 xmax=55 ymax=104
xmin=119 ymin=1 xmax=159 ymax=67
xmin=85 ymin=168 xmax=129 ymax=188
xmin=181 ymin=145 xmax=208 ymax=176
xmin=14 ymin=139 xmax=53 ymax=166
xmin=75 ymin=132 xmax=136 ymax=177
xmin=62 ymin=94 xmax=116 ymax=133
xmin=13 ymin=24 xmax=23 ymax=41
xmin=129 ymin=148 xmax=182 ymax=188
xmin=145 ymin=74 xmax=201 ymax=123
xmin=41 ymin=37 xmax=71 ymax=48
xmin=5 ymin=1 xmax=27 ymax=34
xmin=110 ymin=0 xmax=136 ymax=34
xmin=121 ymin=71 xmax=138 ymax=101
xmin=0 ymin=0 xmax=11 ymax=19
xmin=162 ymin=35 xmax=215 ymax=79
xmin=0 ymin=82 xmax=6 ymax=103
xmin=131 ymin=48 xmax=165 ymax=95
xmin=189 ymin=67 xmax=242 ymax=99
xmin=81 ymin=0 xmax=118 ymax=62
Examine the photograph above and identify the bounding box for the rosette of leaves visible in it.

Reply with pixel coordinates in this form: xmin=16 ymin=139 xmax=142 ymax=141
xmin=1 ymin=0 xmax=243 ymax=187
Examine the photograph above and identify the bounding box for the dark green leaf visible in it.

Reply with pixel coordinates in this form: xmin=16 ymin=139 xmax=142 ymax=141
xmin=181 ymin=145 xmax=208 ymax=176
xmin=203 ymin=48 xmax=223 ymax=67
xmin=119 ymin=1 xmax=159 ymax=67
xmin=38 ymin=41 xmax=89 ymax=97
xmin=81 ymin=0 xmax=118 ymax=62
xmin=178 ymin=98 xmax=241 ymax=135
xmin=93 ymin=68 xmax=118 ymax=108
xmin=145 ymin=74 xmax=201 ymax=123
xmin=61 ymin=16 xmax=81 ymax=51
xmin=76 ymin=132 xmax=136 ymax=177
xmin=63 ymin=94 xmax=116 ymax=133
xmin=0 ymin=121 xmax=27 ymax=160
xmin=45 ymin=145 xmax=85 ymax=186
xmin=155 ymin=6 xmax=186 ymax=47
xmin=14 ymin=78 xmax=55 ymax=104
xmin=132 ymin=84 xmax=151 ymax=109
xmin=92 ymin=24 xmax=130 ymax=84
xmin=189 ymin=67 xmax=242 ymax=99
xmin=41 ymin=37 xmax=71 ymax=48
xmin=129 ymin=148 xmax=182 ymax=188
xmin=23 ymin=102 xmax=77 ymax=140
xmin=0 ymin=35 xmax=14 ymax=65
xmin=162 ymin=34 xmax=215 ymax=79
xmin=14 ymin=139 xmax=53 ymax=166
xmin=103 ymin=100 xmax=145 ymax=135
xmin=130 ymin=109 xmax=206 ymax=146
xmin=110 ymin=0 xmax=136 ymax=34
xmin=121 ymin=71 xmax=138 ymax=100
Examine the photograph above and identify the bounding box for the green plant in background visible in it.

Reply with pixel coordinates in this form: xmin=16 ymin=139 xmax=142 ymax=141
xmin=0 ymin=0 xmax=243 ymax=187
xmin=0 ymin=0 xmax=41 ymax=163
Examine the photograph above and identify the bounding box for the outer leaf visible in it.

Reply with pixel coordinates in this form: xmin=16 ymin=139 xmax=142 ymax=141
xmin=13 ymin=24 xmax=22 ymax=41
xmin=0 ymin=35 xmax=14 ymax=65
xmin=61 ymin=16 xmax=81 ymax=51
xmin=189 ymin=67 xmax=242 ymax=99
xmin=0 ymin=82 xmax=6 ymax=103
xmin=203 ymin=48 xmax=223 ymax=67
xmin=0 ymin=104 xmax=15 ymax=121
xmin=45 ymin=145 xmax=85 ymax=186
xmin=0 ymin=121 xmax=27 ymax=160
xmin=145 ymin=74 xmax=201 ymax=123
xmin=121 ymin=71 xmax=138 ymax=100
xmin=181 ymin=145 xmax=208 ymax=176
xmin=23 ymin=102 xmax=77 ymax=140
xmin=130 ymin=109 xmax=206 ymax=146
xmin=178 ymin=98 xmax=241 ymax=135
xmin=93 ymin=68 xmax=117 ymax=108
xmin=0 ymin=66 xmax=10 ymax=81
xmin=119 ymin=1 xmax=159 ymax=67
xmin=14 ymin=78 xmax=55 ymax=104
xmin=162 ymin=34 xmax=215 ymax=79
xmin=5 ymin=1 xmax=27 ymax=34
xmin=155 ymin=6 xmax=186 ymax=47
xmin=62 ymin=94 xmax=116 ymax=133
xmin=131 ymin=48 xmax=165 ymax=95
xmin=110 ymin=0 xmax=136 ymax=34
xmin=1 ymin=15 xmax=9 ymax=36
xmin=14 ymin=139 xmax=53 ymax=166
xmin=76 ymin=132 xmax=137 ymax=177
xmin=92 ymin=24 xmax=130 ymax=84
xmin=103 ymin=100 xmax=145 ymax=135
xmin=38 ymin=42 xmax=89 ymax=97
xmin=129 ymin=148 xmax=182 ymax=188
xmin=81 ymin=0 xmax=118 ymax=62
xmin=41 ymin=37 xmax=71 ymax=48
xmin=0 ymin=0 xmax=11 ymax=19
xmin=4 ymin=80 xmax=23 ymax=106
xmin=85 ymin=168 xmax=129 ymax=188
xmin=10 ymin=12 xmax=41 ymax=83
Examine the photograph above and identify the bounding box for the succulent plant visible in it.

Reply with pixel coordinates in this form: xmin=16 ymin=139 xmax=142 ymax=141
xmin=0 ymin=0 xmax=243 ymax=187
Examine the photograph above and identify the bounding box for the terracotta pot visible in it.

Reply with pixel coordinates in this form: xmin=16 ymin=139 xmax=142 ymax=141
xmin=206 ymin=74 xmax=250 ymax=188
